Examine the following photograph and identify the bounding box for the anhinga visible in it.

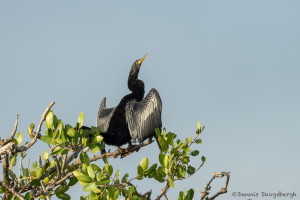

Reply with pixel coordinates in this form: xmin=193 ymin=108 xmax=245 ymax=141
xmin=97 ymin=54 xmax=162 ymax=154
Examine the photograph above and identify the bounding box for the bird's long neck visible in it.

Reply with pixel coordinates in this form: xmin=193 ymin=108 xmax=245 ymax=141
xmin=128 ymin=65 xmax=145 ymax=101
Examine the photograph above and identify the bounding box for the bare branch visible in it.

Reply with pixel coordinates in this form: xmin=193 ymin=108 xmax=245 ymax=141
xmin=200 ymin=172 xmax=231 ymax=200
xmin=61 ymin=153 xmax=68 ymax=175
xmin=16 ymin=101 xmax=55 ymax=152
xmin=0 ymin=115 xmax=19 ymax=146
xmin=155 ymin=180 xmax=170 ymax=200
xmin=209 ymin=174 xmax=230 ymax=200
xmin=72 ymin=140 xmax=153 ymax=166
xmin=40 ymin=180 xmax=50 ymax=200
xmin=2 ymin=182 xmax=25 ymax=200
xmin=0 ymin=142 xmax=15 ymax=156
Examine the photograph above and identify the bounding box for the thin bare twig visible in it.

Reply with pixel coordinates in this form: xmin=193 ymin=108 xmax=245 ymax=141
xmin=40 ymin=180 xmax=50 ymax=200
xmin=200 ymin=172 xmax=231 ymax=200
xmin=16 ymin=102 xmax=55 ymax=152
xmin=61 ymin=153 xmax=67 ymax=175
xmin=0 ymin=115 xmax=19 ymax=146
xmin=2 ymin=182 xmax=25 ymax=200
xmin=155 ymin=180 xmax=170 ymax=200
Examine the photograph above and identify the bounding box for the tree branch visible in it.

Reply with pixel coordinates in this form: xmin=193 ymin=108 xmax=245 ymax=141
xmin=200 ymin=171 xmax=231 ymax=200
xmin=72 ymin=140 xmax=153 ymax=166
xmin=155 ymin=180 xmax=170 ymax=200
xmin=16 ymin=102 xmax=55 ymax=152
xmin=2 ymin=182 xmax=25 ymax=200
xmin=0 ymin=115 xmax=18 ymax=146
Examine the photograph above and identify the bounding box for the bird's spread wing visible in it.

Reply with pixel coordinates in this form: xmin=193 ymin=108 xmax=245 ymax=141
xmin=125 ymin=88 xmax=162 ymax=143
xmin=97 ymin=97 xmax=116 ymax=132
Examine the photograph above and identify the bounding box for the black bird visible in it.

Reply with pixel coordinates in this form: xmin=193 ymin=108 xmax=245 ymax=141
xmin=97 ymin=54 xmax=162 ymax=153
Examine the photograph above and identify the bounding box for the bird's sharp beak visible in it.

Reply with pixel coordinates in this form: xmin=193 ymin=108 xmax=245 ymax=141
xmin=138 ymin=54 xmax=147 ymax=64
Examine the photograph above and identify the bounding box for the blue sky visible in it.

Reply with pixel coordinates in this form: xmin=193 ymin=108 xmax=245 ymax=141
xmin=1 ymin=1 xmax=299 ymax=199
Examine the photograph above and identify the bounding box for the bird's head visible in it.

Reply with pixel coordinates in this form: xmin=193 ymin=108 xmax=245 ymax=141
xmin=131 ymin=54 xmax=147 ymax=73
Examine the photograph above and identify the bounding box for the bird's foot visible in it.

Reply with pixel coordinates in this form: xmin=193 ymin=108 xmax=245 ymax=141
xmin=119 ymin=144 xmax=138 ymax=158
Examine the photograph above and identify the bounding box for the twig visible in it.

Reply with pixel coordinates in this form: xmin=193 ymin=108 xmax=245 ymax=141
xmin=2 ymin=182 xmax=25 ymax=200
xmin=38 ymin=155 xmax=42 ymax=168
xmin=0 ymin=115 xmax=19 ymax=146
xmin=209 ymin=174 xmax=230 ymax=200
xmin=200 ymin=172 xmax=231 ymax=200
xmin=155 ymin=180 xmax=170 ymax=200
xmin=2 ymin=154 xmax=9 ymax=199
xmin=40 ymin=180 xmax=50 ymax=200
xmin=16 ymin=102 xmax=55 ymax=152
xmin=61 ymin=153 xmax=67 ymax=175
xmin=72 ymin=140 xmax=153 ymax=166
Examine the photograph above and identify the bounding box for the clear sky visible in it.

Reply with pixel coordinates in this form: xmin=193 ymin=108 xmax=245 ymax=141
xmin=1 ymin=1 xmax=299 ymax=199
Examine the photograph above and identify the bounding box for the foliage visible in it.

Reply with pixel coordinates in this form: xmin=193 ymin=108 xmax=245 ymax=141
xmin=0 ymin=103 xmax=228 ymax=200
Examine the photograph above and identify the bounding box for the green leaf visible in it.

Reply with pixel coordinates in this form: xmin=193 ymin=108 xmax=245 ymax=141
xmin=195 ymin=139 xmax=202 ymax=144
xmin=140 ymin=157 xmax=149 ymax=171
xmin=186 ymin=189 xmax=194 ymax=200
xmin=51 ymin=146 xmax=62 ymax=155
xmin=30 ymin=179 xmax=41 ymax=186
xmin=187 ymin=166 xmax=195 ymax=175
xmin=27 ymin=123 xmax=35 ymax=138
xmin=190 ymin=150 xmax=199 ymax=156
xmin=177 ymin=165 xmax=186 ymax=178
xmin=55 ymin=185 xmax=70 ymax=195
xmin=96 ymin=179 xmax=110 ymax=185
xmin=17 ymin=132 xmax=22 ymax=145
xmin=116 ymin=169 xmax=120 ymax=180
xmin=158 ymin=135 xmax=168 ymax=153
xmin=179 ymin=191 xmax=185 ymax=200
xmin=61 ymin=128 xmax=67 ymax=143
xmin=201 ymin=156 xmax=206 ymax=162
xmin=42 ymin=150 xmax=49 ymax=161
xmin=145 ymin=163 xmax=157 ymax=175
xmin=87 ymin=166 xmax=95 ymax=179
xmin=25 ymin=192 xmax=31 ymax=200
xmin=40 ymin=135 xmax=55 ymax=145
xmin=45 ymin=111 xmax=54 ymax=129
xmin=30 ymin=161 xmax=38 ymax=173
xmin=89 ymin=144 xmax=100 ymax=154
xmin=83 ymin=182 xmax=97 ymax=192
xmin=77 ymin=112 xmax=85 ymax=128
xmin=8 ymin=169 xmax=16 ymax=179
xmin=9 ymin=154 xmax=17 ymax=167
xmin=164 ymin=154 xmax=169 ymax=168
xmin=137 ymin=165 xmax=144 ymax=179
xmin=95 ymin=135 xmax=103 ymax=143
xmin=186 ymin=136 xmax=192 ymax=143
xmin=49 ymin=171 xmax=58 ymax=180
xmin=35 ymin=168 xmax=43 ymax=178
xmin=0 ymin=186 xmax=6 ymax=194
xmin=56 ymin=193 xmax=71 ymax=200
xmin=182 ymin=156 xmax=190 ymax=164
xmin=67 ymin=127 xmax=75 ymax=137
xmin=68 ymin=177 xmax=78 ymax=186
xmin=159 ymin=153 xmax=165 ymax=167
xmin=73 ymin=171 xmax=85 ymax=177
xmin=90 ymin=164 xmax=101 ymax=172
xmin=121 ymin=173 xmax=129 ymax=183
xmin=80 ymin=152 xmax=90 ymax=166
xmin=77 ymin=175 xmax=93 ymax=183
xmin=43 ymin=177 xmax=49 ymax=184
xmin=168 ymin=176 xmax=174 ymax=188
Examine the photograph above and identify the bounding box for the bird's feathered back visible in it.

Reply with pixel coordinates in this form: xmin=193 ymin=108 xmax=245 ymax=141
xmin=125 ymin=88 xmax=162 ymax=143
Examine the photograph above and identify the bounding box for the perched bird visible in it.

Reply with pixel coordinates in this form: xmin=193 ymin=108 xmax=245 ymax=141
xmin=97 ymin=54 xmax=162 ymax=154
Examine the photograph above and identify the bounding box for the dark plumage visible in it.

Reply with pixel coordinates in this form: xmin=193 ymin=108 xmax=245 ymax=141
xmin=97 ymin=54 xmax=162 ymax=151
